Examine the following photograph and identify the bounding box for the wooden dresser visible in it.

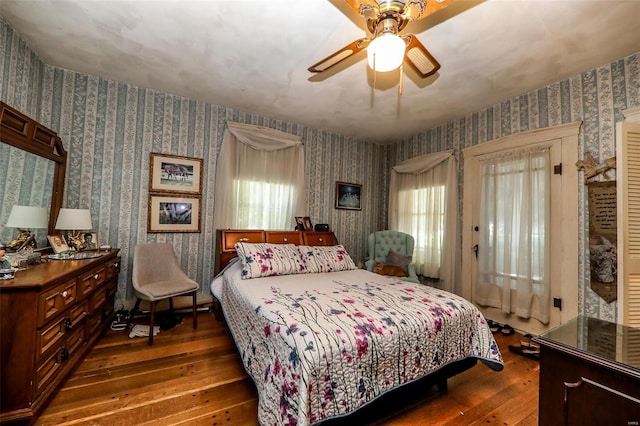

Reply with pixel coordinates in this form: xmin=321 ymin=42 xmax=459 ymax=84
xmin=0 ymin=250 xmax=121 ymax=425
xmin=215 ymin=229 xmax=337 ymax=274
xmin=535 ymin=316 xmax=640 ymax=425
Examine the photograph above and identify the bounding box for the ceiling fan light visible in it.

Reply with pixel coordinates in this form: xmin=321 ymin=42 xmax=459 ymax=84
xmin=367 ymin=33 xmax=406 ymax=72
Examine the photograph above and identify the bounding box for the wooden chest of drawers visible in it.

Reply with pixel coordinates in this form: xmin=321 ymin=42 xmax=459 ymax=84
xmin=0 ymin=250 xmax=120 ymax=425
xmin=215 ymin=229 xmax=338 ymax=273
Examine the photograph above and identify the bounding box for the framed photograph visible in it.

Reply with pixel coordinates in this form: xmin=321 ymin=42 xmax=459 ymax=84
xmin=79 ymin=232 xmax=98 ymax=251
xmin=294 ymin=216 xmax=305 ymax=231
xmin=47 ymin=234 xmax=70 ymax=254
xmin=303 ymin=216 xmax=313 ymax=231
xmin=149 ymin=152 xmax=203 ymax=194
xmin=148 ymin=194 xmax=201 ymax=233
xmin=335 ymin=181 xmax=362 ymax=210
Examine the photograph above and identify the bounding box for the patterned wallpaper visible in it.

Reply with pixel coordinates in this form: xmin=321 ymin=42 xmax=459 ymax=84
xmin=0 ymin=18 xmax=387 ymax=307
xmin=2 ymin=16 xmax=639 ymax=321
xmin=392 ymin=52 xmax=640 ymax=322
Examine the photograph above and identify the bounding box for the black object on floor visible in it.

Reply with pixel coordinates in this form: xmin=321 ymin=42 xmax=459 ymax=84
xmin=156 ymin=312 xmax=183 ymax=331
xmin=500 ymin=324 xmax=515 ymax=336
xmin=509 ymin=344 xmax=540 ymax=360
xmin=487 ymin=319 xmax=501 ymax=334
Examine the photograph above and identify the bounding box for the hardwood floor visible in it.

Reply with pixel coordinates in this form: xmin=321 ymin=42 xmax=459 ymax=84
xmin=36 ymin=310 xmax=539 ymax=425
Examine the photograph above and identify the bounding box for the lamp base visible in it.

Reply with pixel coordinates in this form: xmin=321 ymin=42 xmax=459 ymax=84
xmin=6 ymin=229 xmax=36 ymax=252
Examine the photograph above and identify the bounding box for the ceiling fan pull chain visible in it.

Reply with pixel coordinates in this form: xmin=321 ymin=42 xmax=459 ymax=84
xmin=399 ymin=64 xmax=404 ymax=96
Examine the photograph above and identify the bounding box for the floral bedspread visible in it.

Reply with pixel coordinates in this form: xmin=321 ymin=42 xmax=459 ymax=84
xmin=211 ymin=261 xmax=503 ymax=426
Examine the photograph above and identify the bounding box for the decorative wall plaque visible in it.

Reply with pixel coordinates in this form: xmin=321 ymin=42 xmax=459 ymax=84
xmin=587 ymin=181 xmax=617 ymax=303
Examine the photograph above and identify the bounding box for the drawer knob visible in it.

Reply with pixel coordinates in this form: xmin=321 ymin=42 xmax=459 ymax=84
xmin=284 ymin=238 xmax=288 ymax=242
xmin=114 ymin=263 xmax=119 ymax=268
xmin=94 ymin=274 xmax=99 ymax=280
xmin=61 ymin=290 xmax=68 ymax=298
xmin=64 ymin=317 xmax=73 ymax=330
xmin=319 ymin=238 xmax=323 ymax=242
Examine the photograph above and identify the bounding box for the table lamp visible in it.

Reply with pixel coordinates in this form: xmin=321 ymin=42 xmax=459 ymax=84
xmin=55 ymin=208 xmax=93 ymax=251
xmin=5 ymin=205 xmax=48 ymax=251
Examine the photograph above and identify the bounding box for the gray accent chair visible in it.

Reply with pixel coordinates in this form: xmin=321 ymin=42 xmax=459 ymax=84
xmin=365 ymin=230 xmax=420 ymax=283
xmin=127 ymin=243 xmax=199 ymax=345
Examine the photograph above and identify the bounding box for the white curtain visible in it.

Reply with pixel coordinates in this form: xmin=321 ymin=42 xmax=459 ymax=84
xmin=389 ymin=150 xmax=459 ymax=293
xmin=474 ymin=146 xmax=551 ymax=323
xmin=213 ymin=122 xmax=305 ymax=230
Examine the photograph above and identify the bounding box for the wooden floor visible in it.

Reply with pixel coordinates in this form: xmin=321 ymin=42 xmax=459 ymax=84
xmin=36 ymin=310 xmax=539 ymax=425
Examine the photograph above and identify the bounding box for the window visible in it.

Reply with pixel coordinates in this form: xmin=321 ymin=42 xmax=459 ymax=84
xmin=214 ymin=122 xmax=305 ymax=230
xmin=397 ymin=185 xmax=446 ymax=277
xmin=233 ymin=179 xmax=297 ymax=229
xmin=389 ymin=151 xmax=458 ymax=292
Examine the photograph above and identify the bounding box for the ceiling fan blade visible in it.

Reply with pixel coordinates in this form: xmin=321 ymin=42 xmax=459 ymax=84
xmin=308 ymin=38 xmax=370 ymax=73
xmin=402 ymin=34 xmax=440 ymax=78
xmin=344 ymin=0 xmax=380 ymax=20
xmin=402 ymin=0 xmax=457 ymax=21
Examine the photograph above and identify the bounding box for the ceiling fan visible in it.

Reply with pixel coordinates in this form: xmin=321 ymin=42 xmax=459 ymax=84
xmin=308 ymin=0 xmax=455 ymax=78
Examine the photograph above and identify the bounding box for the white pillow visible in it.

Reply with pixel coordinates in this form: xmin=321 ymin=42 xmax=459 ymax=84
xmin=235 ymin=242 xmax=306 ymax=279
xmin=298 ymin=244 xmax=357 ymax=273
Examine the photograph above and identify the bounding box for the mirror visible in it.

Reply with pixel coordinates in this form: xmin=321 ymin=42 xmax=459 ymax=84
xmin=0 ymin=102 xmax=66 ymax=251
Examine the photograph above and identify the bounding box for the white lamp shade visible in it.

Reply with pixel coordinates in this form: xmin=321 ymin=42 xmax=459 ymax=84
xmin=367 ymin=33 xmax=406 ymax=72
xmin=55 ymin=208 xmax=93 ymax=230
xmin=5 ymin=205 xmax=48 ymax=229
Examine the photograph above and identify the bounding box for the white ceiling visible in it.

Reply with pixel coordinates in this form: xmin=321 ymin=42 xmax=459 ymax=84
xmin=2 ymin=0 xmax=640 ymax=144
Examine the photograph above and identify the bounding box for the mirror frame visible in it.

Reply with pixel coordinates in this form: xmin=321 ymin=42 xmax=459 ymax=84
xmin=0 ymin=101 xmax=67 ymax=236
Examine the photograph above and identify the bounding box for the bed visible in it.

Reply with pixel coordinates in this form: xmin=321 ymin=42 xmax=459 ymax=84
xmin=211 ymin=242 xmax=503 ymax=426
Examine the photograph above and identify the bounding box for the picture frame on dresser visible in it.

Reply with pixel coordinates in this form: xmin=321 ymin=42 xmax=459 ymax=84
xmin=335 ymin=181 xmax=362 ymax=210
xmin=149 ymin=152 xmax=203 ymax=194
xmin=148 ymin=194 xmax=201 ymax=233
xmin=47 ymin=234 xmax=70 ymax=253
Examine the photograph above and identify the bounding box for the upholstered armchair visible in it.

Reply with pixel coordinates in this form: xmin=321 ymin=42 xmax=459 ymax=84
xmin=365 ymin=230 xmax=419 ymax=283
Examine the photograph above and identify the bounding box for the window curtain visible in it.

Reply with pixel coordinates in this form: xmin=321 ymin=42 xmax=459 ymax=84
xmin=213 ymin=122 xmax=305 ymax=230
xmin=474 ymin=146 xmax=551 ymax=323
xmin=389 ymin=150 xmax=459 ymax=293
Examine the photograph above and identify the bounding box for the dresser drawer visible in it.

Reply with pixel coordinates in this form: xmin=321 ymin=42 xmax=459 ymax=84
xmin=34 ymin=346 xmax=63 ymax=397
xmin=302 ymin=232 xmax=337 ymax=246
xmin=220 ymin=230 xmax=265 ymax=251
xmin=89 ymin=285 xmax=108 ymax=314
xmin=78 ymin=266 xmax=106 ymax=299
xmin=36 ymin=316 xmax=66 ymax=363
xmin=265 ymin=231 xmax=302 ymax=245
xmin=37 ymin=278 xmax=76 ymax=327
xmin=106 ymin=257 xmax=121 ymax=280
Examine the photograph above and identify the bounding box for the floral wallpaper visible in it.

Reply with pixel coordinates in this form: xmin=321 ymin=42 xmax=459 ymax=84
xmin=0 ymin=17 xmax=387 ymax=307
xmin=2 ymin=15 xmax=639 ymax=321
xmin=392 ymin=52 xmax=640 ymax=322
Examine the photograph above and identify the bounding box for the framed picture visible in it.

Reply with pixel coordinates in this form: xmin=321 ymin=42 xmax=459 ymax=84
xmin=79 ymin=232 xmax=98 ymax=251
xmin=303 ymin=216 xmax=313 ymax=231
xmin=335 ymin=181 xmax=362 ymax=210
xmin=47 ymin=234 xmax=70 ymax=253
xmin=149 ymin=152 xmax=203 ymax=194
xmin=148 ymin=194 xmax=201 ymax=233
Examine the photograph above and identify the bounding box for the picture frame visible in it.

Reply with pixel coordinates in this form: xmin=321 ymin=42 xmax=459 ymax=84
xmin=303 ymin=216 xmax=313 ymax=231
xmin=79 ymin=232 xmax=98 ymax=251
xmin=335 ymin=181 xmax=362 ymax=210
xmin=148 ymin=194 xmax=201 ymax=233
xmin=149 ymin=152 xmax=203 ymax=194
xmin=47 ymin=234 xmax=70 ymax=254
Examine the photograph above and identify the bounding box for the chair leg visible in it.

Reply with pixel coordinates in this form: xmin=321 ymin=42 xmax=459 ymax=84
xmin=192 ymin=291 xmax=198 ymax=329
xmin=148 ymin=301 xmax=156 ymax=345
xmin=126 ymin=298 xmax=142 ymax=332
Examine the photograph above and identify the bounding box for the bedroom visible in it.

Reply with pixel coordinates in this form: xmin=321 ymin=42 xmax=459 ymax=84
xmin=1 ymin=0 xmax=640 ymax=424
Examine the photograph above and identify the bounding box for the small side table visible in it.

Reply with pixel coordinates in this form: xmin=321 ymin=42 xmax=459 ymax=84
xmin=535 ymin=316 xmax=640 ymax=425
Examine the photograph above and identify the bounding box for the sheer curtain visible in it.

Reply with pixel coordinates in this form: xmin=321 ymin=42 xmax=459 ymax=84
xmin=474 ymin=146 xmax=551 ymax=322
xmin=389 ymin=150 xmax=459 ymax=293
xmin=214 ymin=122 xmax=305 ymax=230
